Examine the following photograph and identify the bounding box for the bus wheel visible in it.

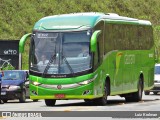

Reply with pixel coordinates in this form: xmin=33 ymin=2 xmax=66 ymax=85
xmin=33 ymin=99 xmax=38 ymax=102
xmin=125 ymin=78 xmax=143 ymax=102
xmin=45 ymin=99 xmax=56 ymax=106
xmin=84 ymin=99 xmax=92 ymax=103
xmin=93 ymin=82 xmax=109 ymax=106
xmin=144 ymin=91 xmax=150 ymax=95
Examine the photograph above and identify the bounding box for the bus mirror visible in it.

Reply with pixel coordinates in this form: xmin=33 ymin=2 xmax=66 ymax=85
xmin=19 ymin=33 xmax=32 ymax=53
xmin=90 ymin=30 xmax=101 ymax=52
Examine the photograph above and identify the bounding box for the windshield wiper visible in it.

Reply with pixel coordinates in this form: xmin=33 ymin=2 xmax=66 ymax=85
xmin=42 ymin=54 xmax=56 ymax=77
xmin=42 ymin=40 xmax=57 ymax=77
xmin=62 ymin=54 xmax=75 ymax=77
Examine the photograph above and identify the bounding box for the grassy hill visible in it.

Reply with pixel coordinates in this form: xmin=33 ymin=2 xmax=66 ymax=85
xmin=0 ymin=0 xmax=160 ymax=69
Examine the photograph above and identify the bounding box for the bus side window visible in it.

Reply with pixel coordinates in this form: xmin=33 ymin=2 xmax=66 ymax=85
xmin=94 ymin=42 xmax=99 ymax=68
xmin=94 ymin=22 xmax=104 ymax=63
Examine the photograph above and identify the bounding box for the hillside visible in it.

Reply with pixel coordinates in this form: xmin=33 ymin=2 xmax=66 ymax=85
xmin=0 ymin=0 xmax=160 ymax=69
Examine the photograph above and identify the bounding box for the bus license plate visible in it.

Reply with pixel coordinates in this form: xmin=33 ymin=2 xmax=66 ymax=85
xmin=55 ymin=94 xmax=65 ymax=99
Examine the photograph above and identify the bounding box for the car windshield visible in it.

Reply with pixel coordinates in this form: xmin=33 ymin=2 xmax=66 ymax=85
xmin=30 ymin=30 xmax=92 ymax=75
xmin=155 ymin=66 xmax=160 ymax=74
xmin=2 ymin=71 xmax=24 ymax=80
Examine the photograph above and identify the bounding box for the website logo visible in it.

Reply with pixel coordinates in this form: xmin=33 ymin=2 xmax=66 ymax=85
xmin=2 ymin=112 xmax=11 ymax=118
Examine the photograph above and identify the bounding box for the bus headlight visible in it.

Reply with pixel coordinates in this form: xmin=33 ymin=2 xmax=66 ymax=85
xmin=78 ymin=74 xmax=97 ymax=85
xmin=78 ymin=79 xmax=93 ymax=85
xmin=32 ymin=81 xmax=41 ymax=86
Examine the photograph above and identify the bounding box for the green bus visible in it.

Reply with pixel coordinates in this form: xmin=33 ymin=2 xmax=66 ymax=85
xmin=19 ymin=12 xmax=155 ymax=106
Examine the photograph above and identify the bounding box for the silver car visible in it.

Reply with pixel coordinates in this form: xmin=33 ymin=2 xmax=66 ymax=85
xmin=145 ymin=64 xmax=160 ymax=95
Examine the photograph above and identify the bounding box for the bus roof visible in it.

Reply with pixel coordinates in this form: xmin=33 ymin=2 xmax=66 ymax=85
xmin=33 ymin=12 xmax=152 ymax=31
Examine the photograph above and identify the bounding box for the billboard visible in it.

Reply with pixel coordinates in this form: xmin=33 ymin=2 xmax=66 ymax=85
xmin=0 ymin=40 xmax=20 ymax=70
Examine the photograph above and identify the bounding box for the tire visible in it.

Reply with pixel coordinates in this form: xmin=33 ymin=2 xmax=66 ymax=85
xmin=125 ymin=78 xmax=143 ymax=102
xmin=19 ymin=90 xmax=26 ymax=103
xmin=45 ymin=99 xmax=56 ymax=106
xmin=144 ymin=91 xmax=150 ymax=95
xmin=0 ymin=100 xmax=4 ymax=104
xmin=33 ymin=99 xmax=38 ymax=102
xmin=3 ymin=100 xmax=8 ymax=103
xmin=92 ymin=81 xmax=109 ymax=106
xmin=134 ymin=79 xmax=143 ymax=101
xmin=84 ymin=99 xmax=93 ymax=103
xmin=153 ymin=92 xmax=158 ymax=95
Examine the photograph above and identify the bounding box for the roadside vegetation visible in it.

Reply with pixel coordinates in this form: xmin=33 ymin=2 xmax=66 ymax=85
xmin=0 ymin=0 xmax=159 ymax=69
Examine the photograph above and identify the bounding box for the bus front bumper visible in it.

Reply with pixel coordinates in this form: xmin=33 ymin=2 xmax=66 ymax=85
xmin=30 ymin=95 xmax=102 ymax=100
xmin=29 ymin=82 xmax=103 ymax=100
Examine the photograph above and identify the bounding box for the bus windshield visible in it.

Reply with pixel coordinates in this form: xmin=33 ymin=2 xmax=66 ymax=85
xmin=30 ymin=30 xmax=92 ymax=75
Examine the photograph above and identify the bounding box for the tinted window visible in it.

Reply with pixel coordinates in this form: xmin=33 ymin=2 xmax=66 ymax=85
xmin=104 ymin=23 xmax=153 ymax=53
xmin=155 ymin=66 xmax=160 ymax=74
xmin=2 ymin=71 xmax=24 ymax=80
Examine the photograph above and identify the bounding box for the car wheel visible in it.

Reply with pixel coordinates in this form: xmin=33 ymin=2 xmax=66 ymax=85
xmin=19 ymin=90 xmax=26 ymax=103
xmin=3 ymin=100 xmax=8 ymax=103
xmin=0 ymin=100 xmax=4 ymax=104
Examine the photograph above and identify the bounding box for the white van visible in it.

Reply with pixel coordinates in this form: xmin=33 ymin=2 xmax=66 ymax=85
xmin=145 ymin=64 xmax=160 ymax=95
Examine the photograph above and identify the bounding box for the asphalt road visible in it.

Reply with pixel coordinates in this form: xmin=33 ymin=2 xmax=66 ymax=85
xmin=1 ymin=92 xmax=160 ymax=120
xmin=1 ymin=92 xmax=160 ymax=111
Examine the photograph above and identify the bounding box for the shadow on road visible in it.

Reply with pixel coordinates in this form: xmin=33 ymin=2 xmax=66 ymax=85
xmin=2 ymin=99 xmax=40 ymax=104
